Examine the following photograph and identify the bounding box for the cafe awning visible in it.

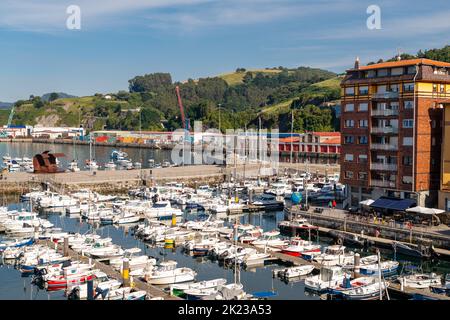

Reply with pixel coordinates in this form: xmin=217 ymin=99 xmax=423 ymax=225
xmin=405 ymin=206 xmax=445 ymax=215
xmin=370 ymin=197 xmax=416 ymax=211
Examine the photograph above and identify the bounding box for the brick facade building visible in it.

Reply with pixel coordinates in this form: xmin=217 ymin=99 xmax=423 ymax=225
xmin=340 ymin=58 xmax=450 ymax=208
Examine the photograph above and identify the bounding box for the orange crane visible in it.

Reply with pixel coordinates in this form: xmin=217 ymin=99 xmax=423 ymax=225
xmin=175 ymin=85 xmax=190 ymax=138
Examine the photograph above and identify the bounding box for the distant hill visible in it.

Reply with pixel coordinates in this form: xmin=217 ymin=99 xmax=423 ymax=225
xmin=0 ymin=102 xmax=13 ymax=109
xmin=41 ymin=92 xmax=77 ymax=102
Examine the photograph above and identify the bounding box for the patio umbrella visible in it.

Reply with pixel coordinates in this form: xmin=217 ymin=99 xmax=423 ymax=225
xmin=359 ymin=199 xmax=375 ymax=206
xmin=405 ymin=206 xmax=445 ymax=214
xmin=405 ymin=206 xmax=444 ymax=225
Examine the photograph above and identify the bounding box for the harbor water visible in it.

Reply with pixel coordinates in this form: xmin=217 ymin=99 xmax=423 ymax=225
xmin=0 ymin=142 xmax=173 ymax=170
xmin=1 ymin=200 xmax=450 ymax=300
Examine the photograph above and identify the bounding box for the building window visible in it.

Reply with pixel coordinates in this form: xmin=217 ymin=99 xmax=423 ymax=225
xmin=345 ymin=120 xmax=355 ymax=128
xmin=358 ymin=136 xmax=368 ymax=144
xmin=407 ymin=66 xmax=417 ymax=74
xmin=344 ymin=136 xmax=355 ymax=144
xmin=403 ymin=83 xmax=414 ymax=92
xmin=402 ymin=119 xmax=414 ymax=128
xmin=391 ymin=67 xmax=404 ymax=76
xmin=404 ymin=100 xmax=414 ymax=109
xmin=377 ymin=85 xmax=387 ymax=93
xmin=390 ymin=84 xmax=399 ymax=92
xmin=345 ymin=87 xmax=355 ymax=96
xmin=345 ymin=154 xmax=354 ymax=162
xmin=440 ymin=84 xmax=445 ymax=93
xmin=402 ymin=176 xmax=413 ymax=184
xmin=403 ymin=156 xmax=413 ymax=166
xmin=359 ymin=103 xmax=368 ymax=112
xmin=403 ymin=137 xmax=413 ymax=146
xmin=368 ymin=70 xmax=376 ymax=78
xmin=378 ymin=69 xmax=388 ymax=77
xmin=359 ymin=120 xmax=368 ymax=128
xmin=345 ymin=103 xmax=355 ymax=112
xmin=359 ymin=172 xmax=368 ymax=180
xmin=359 ymin=86 xmax=369 ymax=95
xmin=358 ymin=154 xmax=368 ymax=164
xmin=345 ymin=171 xmax=354 ymax=179
xmin=432 ymin=137 xmax=436 ymax=146
xmin=433 ymin=84 xmax=438 ymax=92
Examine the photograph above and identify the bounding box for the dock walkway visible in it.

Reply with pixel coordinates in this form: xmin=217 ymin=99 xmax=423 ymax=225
xmin=44 ymin=240 xmax=180 ymax=300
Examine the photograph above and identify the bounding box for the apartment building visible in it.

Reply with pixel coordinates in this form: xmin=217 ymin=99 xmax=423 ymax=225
xmin=278 ymin=132 xmax=341 ymax=162
xmin=341 ymin=58 xmax=450 ymax=208
xmin=439 ymin=104 xmax=450 ymax=211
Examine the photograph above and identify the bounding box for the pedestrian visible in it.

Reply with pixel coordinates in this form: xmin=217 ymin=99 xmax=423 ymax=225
xmin=332 ymin=199 xmax=336 ymax=209
xmin=328 ymin=200 xmax=332 ymax=209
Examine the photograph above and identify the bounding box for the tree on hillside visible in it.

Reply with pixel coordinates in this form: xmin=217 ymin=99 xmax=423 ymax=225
xmin=32 ymin=97 xmax=44 ymax=109
xmin=128 ymin=73 xmax=173 ymax=93
xmin=49 ymin=92 xmax=59 ymax=102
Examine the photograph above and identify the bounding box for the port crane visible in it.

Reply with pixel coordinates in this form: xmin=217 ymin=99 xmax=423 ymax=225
xmin=175 ymin=85 xmax=191 ymax=142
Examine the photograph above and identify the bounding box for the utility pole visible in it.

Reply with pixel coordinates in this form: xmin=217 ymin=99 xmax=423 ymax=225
xmin=290 ymin=110 xmax=294 ymax=164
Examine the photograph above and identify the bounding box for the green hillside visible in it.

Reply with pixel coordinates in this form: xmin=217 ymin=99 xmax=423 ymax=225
xmin=9 ymin=65 xmax=340 ymax=133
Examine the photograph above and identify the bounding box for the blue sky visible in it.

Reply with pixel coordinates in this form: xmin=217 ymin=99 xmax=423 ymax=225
xmin=0 ymin=0 xmax=449 ymax=102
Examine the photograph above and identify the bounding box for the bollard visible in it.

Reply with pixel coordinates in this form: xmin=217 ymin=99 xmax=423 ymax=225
xmin=353 ymin=253 xmax=360 ymax=278
xmin=122 ymin=258 xmax=130 ymax=287
xmin=63 ymin=236 xmax=69 ymax=257
xmin=87 ymin=278 xmax=94 ymax=300
xmin=171 ymin=213 xmax=177 ymax=227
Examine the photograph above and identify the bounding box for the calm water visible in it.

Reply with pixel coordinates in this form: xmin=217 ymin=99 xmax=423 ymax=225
xmin=0 ymin=142 xmax=173 ymax=170
xmin=2 ymin=200 xmax=450 ymax=300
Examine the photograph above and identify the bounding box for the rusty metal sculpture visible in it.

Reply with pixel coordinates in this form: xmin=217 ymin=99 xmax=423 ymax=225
xmin=33 ymin=151 xmax=65 ymax=173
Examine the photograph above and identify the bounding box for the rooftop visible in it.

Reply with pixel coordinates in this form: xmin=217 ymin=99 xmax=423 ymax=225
xmin=352 ymin=58 xmax=450 ymax=71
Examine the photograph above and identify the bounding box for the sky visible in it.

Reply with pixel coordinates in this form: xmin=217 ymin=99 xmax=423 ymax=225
xmin=0 ymin=0 xmax=449 ymax=102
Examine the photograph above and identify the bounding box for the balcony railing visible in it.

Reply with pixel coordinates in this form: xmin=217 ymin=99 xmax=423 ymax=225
xmin=372 ymin=92 xmax=399 ymax=99
xmin=370 ymin=179 xmax=397 ymax=188
xmin=371 ymin=109 xmax=399 ymax=116
xmin=371 ymin=126 xmax=399 ymax=134
xmin=370 ymin=143 xmax=398 ymax=151
xmin=370 ymin=163 xmax=398 ymax=171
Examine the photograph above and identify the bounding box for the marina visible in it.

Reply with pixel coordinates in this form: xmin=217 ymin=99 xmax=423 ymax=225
xmin=1 ymin=172 xmax=450 ymax=300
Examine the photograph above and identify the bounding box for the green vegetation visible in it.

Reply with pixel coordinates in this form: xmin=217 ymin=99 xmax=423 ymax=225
xmin=7 ymin=67 xmax=340 ymax=133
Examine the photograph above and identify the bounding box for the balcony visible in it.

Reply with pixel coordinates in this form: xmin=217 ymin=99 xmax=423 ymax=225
xmin=370 ymin=179 xmax=396 ymax=188
xmin=370 ymin=163 xmax=398 ymax=171
xmin=371 ymin=109 xmax=399 ymax=117
xmin=372 ymin=92 xmax=399 ymax=99
xmin=371 ymin=126 xmax=399 ymax=134
xmin=370 ymin=143 xmax=398 ymax=151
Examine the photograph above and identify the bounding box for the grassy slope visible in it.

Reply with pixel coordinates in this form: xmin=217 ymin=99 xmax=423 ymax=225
xmin=219 ymin=69 xmax=282 ymax=86
xmin=311 ymin=76 xmax=342 ymax=89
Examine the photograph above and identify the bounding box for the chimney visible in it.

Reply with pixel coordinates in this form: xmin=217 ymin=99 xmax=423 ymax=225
xmin=354 ymin=56 xmax=360 ymax=69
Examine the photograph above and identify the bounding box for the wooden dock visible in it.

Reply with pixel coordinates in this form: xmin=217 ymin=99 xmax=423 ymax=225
xmin=44 ymin=240 xmax=181 ymax=300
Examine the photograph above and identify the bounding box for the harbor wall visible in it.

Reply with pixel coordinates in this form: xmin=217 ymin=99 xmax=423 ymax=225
xmin=287 ymin=208 xmax=450 ymax=250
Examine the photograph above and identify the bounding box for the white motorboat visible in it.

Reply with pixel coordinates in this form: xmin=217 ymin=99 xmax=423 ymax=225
xmin=104 ymin=161 xmax=116 ymax=171
xmin=144 ymin=260 xmax=196 ymax=285
xmin=113 ymin=212 xmax=141 ymax=224
xmin=170 ymin=278 xmax=227 ymax=298
xmin=398 ymin=273 xmax=442 ymax=289
xmin=304 ymin=266 xmax=349 ymax=292
xmin=273 ymin=265 xmax=315 ymax=278
xmin=68 ymin=160 xmax=80 ymax=172
xmin=313 ymin=245 xmax=355 ymax=267
xmin=144 ymin=201 xmax=183 ymax=219
xmin=251 ymin=230 xmax=288 ymax=250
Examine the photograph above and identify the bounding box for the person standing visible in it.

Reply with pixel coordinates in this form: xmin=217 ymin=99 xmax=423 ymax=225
xmin=332 ymin=199 xmax=336 ymax=209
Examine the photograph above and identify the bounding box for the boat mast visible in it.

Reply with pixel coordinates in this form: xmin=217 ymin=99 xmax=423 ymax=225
xmin=377 ymin=249 xmax=382 ymax=300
